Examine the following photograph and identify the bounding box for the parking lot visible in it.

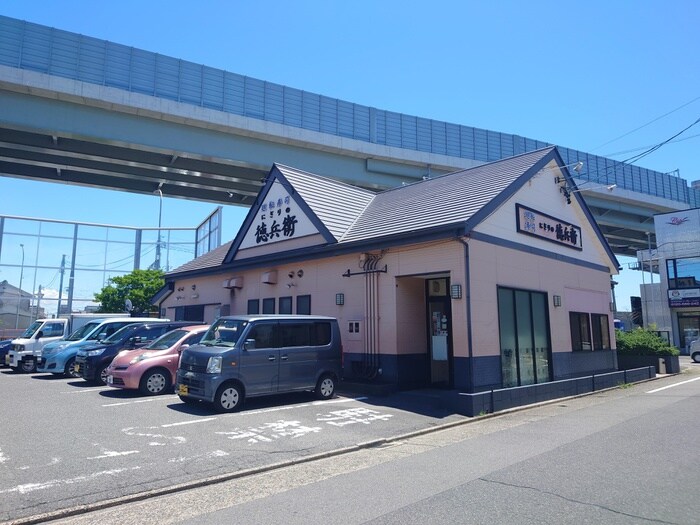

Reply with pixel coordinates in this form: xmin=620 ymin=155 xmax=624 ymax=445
xmin=0 ymin=367 xmax=465 ymax=522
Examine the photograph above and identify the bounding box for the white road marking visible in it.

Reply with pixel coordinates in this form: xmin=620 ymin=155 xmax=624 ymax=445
xmin=161 ymin=418 xmax=218 ymax=428
xmin=0 ymin=466 xmax=141 ymax=495
xmin=0 ymin=448 xmax=7 ymax=463
xmin=87 ymin=450 xmax=140 ymax=460
xmin=61 ymin=387 xmax=104 ymax=394
xmin=102 ymin=398 xmax=158 ymax=407
xmin=168 ymin=450 xmax=229 ymax=463
xmin=646 ymin=375 xmax=700 ymax=393
xmin=121 ymin=427 xmax=187 ymax=445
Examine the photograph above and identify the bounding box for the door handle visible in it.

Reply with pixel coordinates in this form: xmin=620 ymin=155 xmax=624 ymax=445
xmin=268 ymin=356 xmax=276 ymax=361
xmin=280 ymin=355 xmax=288 ymax=361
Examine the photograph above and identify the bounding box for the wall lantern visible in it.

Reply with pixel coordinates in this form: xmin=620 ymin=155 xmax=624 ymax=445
xmin=450 ymin=284 xmax=462 ymax=300
xmin=553 ymin=295 xmax=562 ymax=307
xmin=335 ymin=293 xmax=345 ymax=306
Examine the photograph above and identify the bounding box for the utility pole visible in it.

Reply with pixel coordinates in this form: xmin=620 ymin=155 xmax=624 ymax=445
xmin=56 ymin=255 xmax=66 ymax=318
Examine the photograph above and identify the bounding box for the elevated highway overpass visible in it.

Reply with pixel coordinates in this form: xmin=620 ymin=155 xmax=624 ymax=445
xmin=1 ymin=15 xmax=697 ymax=258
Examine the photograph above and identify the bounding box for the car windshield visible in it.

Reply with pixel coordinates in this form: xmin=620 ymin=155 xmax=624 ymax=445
xmin=66 ymin=321 xmax=102 ymax=341
xmin=21 ymin=321 xmax=43 ymax=338
xmin=103 ymin=324 xmax=137 ymax=343
xmin=200 ymin=319 xmax=248 ymax=347
xmin=144 ymin=329 xmax=188 ymax=350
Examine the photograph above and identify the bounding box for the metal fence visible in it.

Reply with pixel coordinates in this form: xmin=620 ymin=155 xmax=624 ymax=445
xmin=0 ymin=214 xmax=213 ymax=336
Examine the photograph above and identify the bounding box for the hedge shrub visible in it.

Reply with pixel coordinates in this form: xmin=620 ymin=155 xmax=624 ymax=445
xmin=616 ymin=328 xmax=679 ymax=356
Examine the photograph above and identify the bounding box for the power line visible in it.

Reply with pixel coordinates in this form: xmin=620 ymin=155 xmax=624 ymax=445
xmin=591 ymin=95 xmax=700 ymax=151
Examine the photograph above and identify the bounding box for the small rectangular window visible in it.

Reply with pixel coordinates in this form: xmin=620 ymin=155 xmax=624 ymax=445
xmin=279 ymin=296 xmax=293 ymax=314
xmin=569 ymin=312 xmax=592 ymax=351
xmin=262 ymin=298 xmax=276 ymax=314
xmin=592 ymin=314 xmax=610 ymax=351
xmin=296 ymin=295 xmax=311 ymax=315
xmin=247 ymin=299 xmax=259 ymax=315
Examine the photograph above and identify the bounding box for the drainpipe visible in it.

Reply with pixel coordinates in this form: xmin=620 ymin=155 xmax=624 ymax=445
xmin=457 ymin=237 xmax=474 ymax=393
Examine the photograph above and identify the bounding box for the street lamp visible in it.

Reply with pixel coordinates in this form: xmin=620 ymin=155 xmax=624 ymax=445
xmin=155 ymin=184 xmax=163 ymax=270
xmin=15 ymin=243 xmax=25 ymax=329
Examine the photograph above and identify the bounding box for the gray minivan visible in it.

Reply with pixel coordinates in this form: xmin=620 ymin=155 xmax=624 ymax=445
xmin=176 ymin=315 xmax=342 ymax=412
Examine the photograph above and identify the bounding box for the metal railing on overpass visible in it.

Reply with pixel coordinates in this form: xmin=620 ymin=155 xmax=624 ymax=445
xmin=1 ymin=15 xmax=697 ymax=209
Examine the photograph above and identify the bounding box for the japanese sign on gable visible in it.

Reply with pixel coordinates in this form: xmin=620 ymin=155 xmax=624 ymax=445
xmin=516 ymin=204 xmax=583 ymax=250
xmin=238 ymin=180 xmax=318 ymax=249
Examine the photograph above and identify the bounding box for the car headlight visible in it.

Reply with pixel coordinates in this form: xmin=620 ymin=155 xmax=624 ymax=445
xmin=129 ymin=353 xmax=154 ymax=365
xmin=14 ymin=344 xmax=24 ymax=352
xmin=86 ymin=348 xmax=105 ymax=357
xmin=206 ymin=356 xmax=222 ymax=374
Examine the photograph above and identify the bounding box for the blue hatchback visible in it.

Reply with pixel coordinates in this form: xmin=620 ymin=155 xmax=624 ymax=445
xmin=0 ymin=339 xmax=13 ymax=367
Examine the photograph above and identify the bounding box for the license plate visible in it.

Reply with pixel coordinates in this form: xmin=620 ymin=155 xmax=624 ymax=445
xmin=178 ymin=384 xmax=188 ymax=395
xmin=106 ymin=375 xmax=113 ymax=384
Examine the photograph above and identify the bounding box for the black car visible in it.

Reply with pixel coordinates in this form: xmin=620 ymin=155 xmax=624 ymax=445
xmin=0 ymin=339 xmax=13 ymax=367
xmin=73 ymin=321 xmax=197 ymax=385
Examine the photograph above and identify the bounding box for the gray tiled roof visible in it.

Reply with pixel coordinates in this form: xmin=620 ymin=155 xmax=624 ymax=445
xmin=339 ymin=147 xmax=555 ymax=243
xmin=274 ymin=164 xmax=375 ymax=241
xmin=168 ymin=147 xmax=557 ymax=276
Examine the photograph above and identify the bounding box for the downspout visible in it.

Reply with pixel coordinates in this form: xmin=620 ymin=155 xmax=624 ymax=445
xmin=457 ymin=237 xmax=474 ymax=393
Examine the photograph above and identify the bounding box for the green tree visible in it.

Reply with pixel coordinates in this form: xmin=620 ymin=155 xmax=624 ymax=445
xmin=94 ymin=269 xmax=164 ymax=315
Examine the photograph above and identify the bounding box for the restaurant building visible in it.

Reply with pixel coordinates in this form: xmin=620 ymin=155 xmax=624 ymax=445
xmin=156 ymin=147 xmax=619 ymax=397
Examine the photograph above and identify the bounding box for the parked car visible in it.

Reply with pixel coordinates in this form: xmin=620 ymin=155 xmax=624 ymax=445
xmin=37 ymin=317 xmax=163 ymax=377
xmin=176 ymin=315 xmax=342 ymax=413
xmin=0 ymin=339 xmax=13 ymax=367
xmin=74 ymin=321 xmax=197 ymax=385
xmin=105 ymin=325 xmax=209 ymax=395
xmin=690 ymin=339 xmax=700 ymax=363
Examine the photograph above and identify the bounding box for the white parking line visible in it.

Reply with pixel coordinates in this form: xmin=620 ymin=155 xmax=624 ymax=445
xmin=102 ymin=398 xmax=159 ymax=407
xmin=646 ymin=375 xmax=700 ymax=393
xmin=161 ymin=418 xmax=218 ymax=428
xmin=62 ymin=387 xmax=104 ymax=394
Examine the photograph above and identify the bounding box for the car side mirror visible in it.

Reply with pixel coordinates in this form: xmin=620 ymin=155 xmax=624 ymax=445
xmin=244 ymin=338 xmax=256 ymax=350
xmin=36 ymin=330 xmax=44 ymax=339
xmin=178 ymin=344 xmax=189 ymax=353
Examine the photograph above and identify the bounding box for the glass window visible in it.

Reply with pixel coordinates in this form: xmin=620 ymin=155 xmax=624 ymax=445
xmin=314 ymin=322 xmax=332 ymax=345
xmin=248 ymin=323 xmax=276 ymax=348
xmin=592 ymin=314 xmax=611 ymax=351
xmin=667 ymin=257 xmax=700 ymax=289
xmin=279 ymin=296 xmax=293 ymax=314
xmin=570 ymin=312 xmax=592 ymax=351
xmin=498 ymin=287 xmax=551 ymax=387
xmin=262 ymin=298 xmax=275 ymax=314
xmin=296 ymin=295 xmax=311 ymax=315
xmin=279 ymin=323 xmax=311 ymax=347
xmin=498 ymin=288 xmax=517 ymax=388
xmin=247 ymin=299 xmax=259 ymax=315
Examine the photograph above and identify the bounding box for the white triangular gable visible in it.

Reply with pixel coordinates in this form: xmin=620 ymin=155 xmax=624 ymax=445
xmin=238 ymin=179 xmax=321 ymax=250
xmin=474 ymin=160 xmax=618 ymax=273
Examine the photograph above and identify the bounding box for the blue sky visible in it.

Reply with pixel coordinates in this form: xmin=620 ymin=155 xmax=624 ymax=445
xmin=1 ymin=0 xmax=699 ymax=311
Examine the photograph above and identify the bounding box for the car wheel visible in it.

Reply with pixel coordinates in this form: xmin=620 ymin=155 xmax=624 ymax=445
xmin=214 ymin=382 xmax=243 ymax=413
xmin=93 ymin=364 xmax=109 ymax=385
xmin=692 ymin=353 xmax=700 ymax=364
xmin=20 ymin=358 xmax=36 ymax=374
xmin=64 ymin=357 xmax=81 ymax=378
xmin=314 ymin=373 xmax=336 ymax=400
xmin=139 ymin=368 xmax=170 ymax=395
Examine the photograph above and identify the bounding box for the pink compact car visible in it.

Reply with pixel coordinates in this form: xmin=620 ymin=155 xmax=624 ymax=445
xmin=106 ymin=324 xmax=209 ymax=395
